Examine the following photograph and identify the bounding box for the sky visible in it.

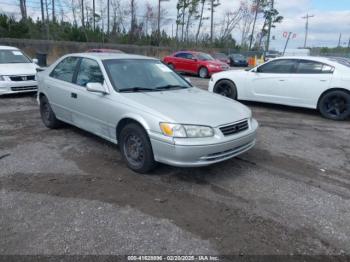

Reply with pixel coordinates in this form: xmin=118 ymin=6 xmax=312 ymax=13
xmin=0 ymin=0 xmax=349 ymax=51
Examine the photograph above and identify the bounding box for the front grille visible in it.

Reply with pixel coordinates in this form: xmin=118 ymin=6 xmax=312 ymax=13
xmin=11 ymin=86 xmax=37 ymax=91
xmin=219 ymin=120 xmax=249 ymax=136
xmin=10 ymin=75 xmax=35 ymax=81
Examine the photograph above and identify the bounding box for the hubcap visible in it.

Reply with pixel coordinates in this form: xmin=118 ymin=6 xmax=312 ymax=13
xmin=325 ymin=95 xmax=348 ymax=117
xmin=217 ymin=84 xmax=232 ymax=97
xmin=124 ymin=134 xmax=144 ymax=167
xmin=42 ymin=102 xmax=50 ymax=121
xmin=199 ymin=68 xmax=207 ymax=78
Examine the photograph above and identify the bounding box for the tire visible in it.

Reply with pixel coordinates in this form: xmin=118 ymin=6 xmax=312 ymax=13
xmin=40 ymin=95 xmax=61 ymax=128
xmin=319 ymin=90 xmax=350 ymax=120
xmin=213 ymin=80 xmax=237 ymax=100
xmin=198 ymin=67 xmax=209 ymax=78
xmin=119 ymin=123 xmax=156 ymax=173
xmin=167 ymin=63 xmax=175 ymax=70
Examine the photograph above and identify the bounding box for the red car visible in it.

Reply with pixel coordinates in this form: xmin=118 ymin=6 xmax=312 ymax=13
xmin=163 ymin=51 xmax=230 ymax=78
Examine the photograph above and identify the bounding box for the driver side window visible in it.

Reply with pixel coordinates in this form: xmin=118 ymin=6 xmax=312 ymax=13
xmin=75 ymin=58 xmax=104 ymax=87
xmin=257 ymin=59 xmax=298 ymax=74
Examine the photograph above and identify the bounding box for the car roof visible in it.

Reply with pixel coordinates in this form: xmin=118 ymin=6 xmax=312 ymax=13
xmin=0 ymin=45 xmax=19 ymax=50
xmin=65 ymin=52 xmax=157 ymax=61
xmin=275 ymin=56 xmax=337 ymax=64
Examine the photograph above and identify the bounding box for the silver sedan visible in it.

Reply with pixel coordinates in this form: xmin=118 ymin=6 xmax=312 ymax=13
xmin=37 ymin=53 xmax=258 ymax=173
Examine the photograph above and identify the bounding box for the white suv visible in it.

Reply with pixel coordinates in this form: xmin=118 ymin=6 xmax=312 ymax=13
xmin=0 ymin=46 xmax=39 ymax=95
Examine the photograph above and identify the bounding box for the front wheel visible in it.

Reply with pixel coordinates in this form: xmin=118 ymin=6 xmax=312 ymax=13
xmin=213 ymin=80 xmax=237 ymax=100
xmin=119 ymin=123 xmax=156 ymax=173
xmin=319 ymin=90 xmax=350 ymax=120
xmin=40 ymin=95 xmax=61 ymax=128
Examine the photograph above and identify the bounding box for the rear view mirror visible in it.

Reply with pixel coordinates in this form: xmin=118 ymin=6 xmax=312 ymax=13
xmin=32 ymin=58 xmax=38 ymax=64
xmin=86 ymin=82 xmax=107 ymax=94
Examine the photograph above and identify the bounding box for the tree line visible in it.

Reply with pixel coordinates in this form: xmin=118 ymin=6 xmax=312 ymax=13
xmin=4 ymin=0 xmax=284 ymax=51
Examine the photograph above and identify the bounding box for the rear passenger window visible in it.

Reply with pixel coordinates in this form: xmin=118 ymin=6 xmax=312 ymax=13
xmin=50 ymin=57 xmax=79 ymax=82
xmin=175 ymin=53 xmax=187 ymax=58
xmin=297 ymin=60 xmax=334 ymax=74
xmin=257 ymin=59 xmax=298 ymax=73
xmin=75 ymin=58 xmax=104 ymax=87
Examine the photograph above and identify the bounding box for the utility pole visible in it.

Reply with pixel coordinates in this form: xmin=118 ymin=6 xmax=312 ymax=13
xmin=265 ymin=0 xmax=274 ymax=53
xmin=348 ymin=37 xmax=350 ymax=49
xmin=283 ymin=32 xmax=292 ymax=55
xmin=107 ymin=0 xmax=110 ymax=34
xmin=93 ymin=0 xmax=95 ymax=31
xmin=338 ymin=33 xmax=342 ymax=47
xmin=249 ymin=0 xmax=260 ymax=51
xmin=302 ymin=13 xmax=314 ymax=48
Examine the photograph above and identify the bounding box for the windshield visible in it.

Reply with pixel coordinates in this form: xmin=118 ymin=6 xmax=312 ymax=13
xmin=0 ymin=50 xmax=31 ymax=64
xmin=197 ymin=53 xmax=214 ymax=61
xmin=103 ymin=59 xmax=192 ymax=92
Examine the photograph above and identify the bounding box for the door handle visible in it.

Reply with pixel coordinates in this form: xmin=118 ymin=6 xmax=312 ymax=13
xmin=71 ymin=92 xmax=77 ymax=99
xmin=320 ymin=80 xmax=327 ymax=82
xmin=278 ymin=79 xmax=286 ymax=82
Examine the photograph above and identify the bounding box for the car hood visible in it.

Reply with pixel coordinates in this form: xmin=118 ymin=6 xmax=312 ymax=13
xmin=122 ymin=88 xmax=251 ymax=127
xmin=0 ymin=63 xmax=37 ymax=76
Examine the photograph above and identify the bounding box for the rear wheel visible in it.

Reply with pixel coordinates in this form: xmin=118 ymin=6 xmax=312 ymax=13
xmin=198 ymin=67 xmax=209 ymax=78
xmin=319 ymin=90 xmax=350 ymax=120
xmin=40 ymin=95 xmax=61 ymax=128
xmin=213 ymin=80 xmax=237 ymax=100
xmin=119 ymin=123 xmax=156 ymax=173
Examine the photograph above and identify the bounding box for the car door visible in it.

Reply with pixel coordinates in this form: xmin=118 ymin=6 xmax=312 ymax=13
xmin=290 ymin=59 xmax=333 ymax=107
xmin=182 ymin=53 xmax=199 ymax=74
xmin=46 ymin=56 xmax=80 ymax=123
xmin=173 ymin=52 xmax=187 ymax=71
xmin=247 ymin=59 xmax=298 ymax=105
xmin=70 ymin=57 xmax=113 ymax=140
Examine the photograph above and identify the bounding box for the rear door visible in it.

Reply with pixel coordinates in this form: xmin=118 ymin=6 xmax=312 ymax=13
xmin=46 ymin=56 xmax=80 ymax=123
xmin=248 ymin=59 xmax=299 ymax=105
xmin=290 ymin=59 xmax=333 ymax=107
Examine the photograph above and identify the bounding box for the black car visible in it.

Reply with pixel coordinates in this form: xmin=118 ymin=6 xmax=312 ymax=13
xmin=229 ymin=54 xmax=248 ymax=67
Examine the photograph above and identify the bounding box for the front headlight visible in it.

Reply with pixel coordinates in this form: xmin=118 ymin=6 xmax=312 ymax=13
xmin=160 ymin=123 xmax=214 ymax=138
xmin=208 ymin=64 xmax=219 ymax=69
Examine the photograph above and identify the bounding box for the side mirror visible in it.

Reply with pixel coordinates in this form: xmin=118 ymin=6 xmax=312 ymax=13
xmin=86 ymin=82 xmax=107 ymax=94
xmin=192 ymin=58 xmax=198 ymax=62
xmin=32 ymin=58 xmax=39 ymax=64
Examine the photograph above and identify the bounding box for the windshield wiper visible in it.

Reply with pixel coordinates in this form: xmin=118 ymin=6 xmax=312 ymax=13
xmin=155 ymin=85 xmax=189 ymax=90
xmin=119 ymin=87 xmax=156 ymax=93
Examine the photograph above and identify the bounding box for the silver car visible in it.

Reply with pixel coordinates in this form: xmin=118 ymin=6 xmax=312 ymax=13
xmin=37 ymin=53 xmax=258 ymax=173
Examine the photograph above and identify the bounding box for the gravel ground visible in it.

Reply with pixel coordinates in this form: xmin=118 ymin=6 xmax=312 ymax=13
xmin=0 ymin=76 xmax=350 ymax=257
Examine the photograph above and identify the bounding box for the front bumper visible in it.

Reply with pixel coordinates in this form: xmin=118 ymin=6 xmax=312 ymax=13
xmin=150 ymin=119 xmax=258 ymax=167
xmin=0 ymin=80 xmax=38 ymax=95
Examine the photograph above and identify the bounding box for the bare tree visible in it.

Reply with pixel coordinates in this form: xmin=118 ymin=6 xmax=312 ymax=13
xmin=219 ymin=7 xmax=243 ymax=41
xmin=208 ymin=0 xmax=220 ymax=43
xmin=239 ymin=0 xmax=255 ymax=47
xmin=19 ymin=0 xmax=27 ymax=20
xmin=184 ymin=0 xmax=200 ymax=41
xmin=195 ymin=0 xmax=208 ymax=44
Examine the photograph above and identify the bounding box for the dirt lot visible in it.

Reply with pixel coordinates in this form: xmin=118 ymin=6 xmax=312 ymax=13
xmin=0 ymin=77 xmax=350 ymax=256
